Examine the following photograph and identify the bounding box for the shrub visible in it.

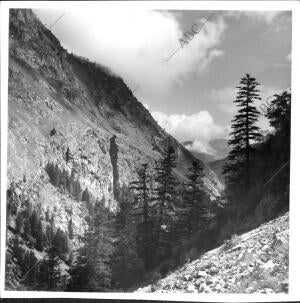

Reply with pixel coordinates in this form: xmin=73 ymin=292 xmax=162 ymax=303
xmin=223 ymin=234 xmax=239 ymax=251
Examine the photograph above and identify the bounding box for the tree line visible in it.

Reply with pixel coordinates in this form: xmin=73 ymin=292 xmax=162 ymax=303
xmin=67 ymin=140 xmax=210 ymax=291
xmin=6 ymin=140 xmax=209 ymax=291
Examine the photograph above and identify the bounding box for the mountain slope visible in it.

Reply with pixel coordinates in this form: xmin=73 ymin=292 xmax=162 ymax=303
xmin=207 ymin=157 xmax=227 ymax=184
xmin=137 ymin=212 xmax=289 ymax=293
xmin=6 ymin=8 xmax=225 ymax=284
xmin=209 ymin=138 xmax=230 ymax=160
xmin=8 ymin=8 xmax=223 ymax=213
xmin=182 ymin=142 xmax=216 ymax=164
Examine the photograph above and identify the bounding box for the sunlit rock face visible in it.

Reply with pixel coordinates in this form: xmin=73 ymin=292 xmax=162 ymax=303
xmin=7 ymin=9 xmax=223 ymax=241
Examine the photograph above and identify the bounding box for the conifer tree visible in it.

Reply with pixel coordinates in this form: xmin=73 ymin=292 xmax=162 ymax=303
xmin=130 ymin=164 xmax=155 ymax=269
xmin=30 ymin=209 xmax=44 ymax=251
xmin=130 ymin=164 xmax=152 ymax=223
xmin=223 ymin=74 xmax=262 ymax=202
xmin=67 ymin=203 xmax=114 ymax=292
xmin=266 ymin=90 xmax=291 ymax=135
xmin=112 ymin=196 xmax=144 ymax=289
xmin=264 ymin=89 xmax=291 ymax=194
xmin=154 ymin=140 xmax=178 ymax=225
xmin=23 ymin=250 xmax=39 ymax=287
xmin=266 ymin=89 xmax=291 ymax=161
xmin=181 ymin=160 xmax=206 ymax=235
xmin=38 ymin=245 xmax=63 ymax=290
xmin=153 ymin=139 xmax=179 ymax=258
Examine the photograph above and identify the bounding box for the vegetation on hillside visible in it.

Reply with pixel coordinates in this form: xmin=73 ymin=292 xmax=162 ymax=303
xmin=6 ymin=70 xmax=290 ymax=291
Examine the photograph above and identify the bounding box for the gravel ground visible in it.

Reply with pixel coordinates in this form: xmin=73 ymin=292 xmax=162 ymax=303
xmin=137 ymin=212 xmax=289 ymax=294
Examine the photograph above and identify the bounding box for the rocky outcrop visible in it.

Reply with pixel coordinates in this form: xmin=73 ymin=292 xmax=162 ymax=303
xmin=109 ymin=135 xmax=120 ymax=201
xmin=137 ymin=212 xmax=289 ymax=293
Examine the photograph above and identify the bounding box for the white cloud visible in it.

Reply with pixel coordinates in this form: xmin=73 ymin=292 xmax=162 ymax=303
xmin=34 ymin=8 xmax=226 ymax=96
xmin=151 ymin=110 xmax=225 ymax=154
xmin=185 ymin=141 xmax=217 ymax=156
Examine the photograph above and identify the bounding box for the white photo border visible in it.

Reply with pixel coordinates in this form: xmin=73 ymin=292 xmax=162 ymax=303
xmin=1 ymin=1 xmax=299 ymax=301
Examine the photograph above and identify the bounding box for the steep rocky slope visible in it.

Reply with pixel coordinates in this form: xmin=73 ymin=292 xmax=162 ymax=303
xmin=137 ymin=212 xmax=289 ymax=293
xmin=7 ymin=9 xmax=223 ymax=255
xmin=207 ymin=157 xmax=227 ymax=184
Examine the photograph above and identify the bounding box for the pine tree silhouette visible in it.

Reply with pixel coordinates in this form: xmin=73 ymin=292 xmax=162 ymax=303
xmin=67 ymin=203 xmax=114 ymax=291
xmin=112 ymin=192 xmax=144 ymax=288
xmin=223 ymin=74 xmax=262 ymax=203
xmin=181 ymin=160 xmax=206 ymax=235
xmin=130 ymin=163 xmax=156 ymax=269
xmin=153 ymin=138 xmax=178 ymax=259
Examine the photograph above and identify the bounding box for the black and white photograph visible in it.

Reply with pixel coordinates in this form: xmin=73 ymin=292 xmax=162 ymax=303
xmin=0 ymin=1 xmax=299 ymax=300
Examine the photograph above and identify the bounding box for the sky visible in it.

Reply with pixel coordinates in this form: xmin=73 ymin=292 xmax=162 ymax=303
xmin=34 ymin=8 xmax=291 ymax=155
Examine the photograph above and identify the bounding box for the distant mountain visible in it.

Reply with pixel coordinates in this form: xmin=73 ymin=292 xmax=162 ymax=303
xmin=209 ymin=138 xmax=231 ymax=160
xmin=183 ymin=138 xmax=230 ymax=164
xmin=207 ymin=157 xmax=227 ymax=184
xmin=182 ymin=141 xmax=216 ymax=163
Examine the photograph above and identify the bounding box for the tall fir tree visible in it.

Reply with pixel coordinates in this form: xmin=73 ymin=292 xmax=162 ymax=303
xmin=111 ymin=194 xmax=144 ymax=289
xmin=153 ymin=139 xmax=179 ymax=259
xmin=223 ymin=74 xmax=262 ymax=203
xmin=181 ymin=160 xmax=207 ymax=235
xmin=130 ymin=163 xmax=156 ymax=269
xmin=67 ymin=202 xmax=114 ymax=292
xmin=130 ymin=164 xmax=151 ymax=223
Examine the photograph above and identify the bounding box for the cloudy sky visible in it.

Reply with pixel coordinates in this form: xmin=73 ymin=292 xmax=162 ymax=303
xmin=34 ymin=8 xmax=291 ymax=155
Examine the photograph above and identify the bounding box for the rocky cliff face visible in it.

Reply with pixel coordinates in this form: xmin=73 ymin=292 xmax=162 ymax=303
xmin=7 ymin=9 xmax=223 ymax=240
